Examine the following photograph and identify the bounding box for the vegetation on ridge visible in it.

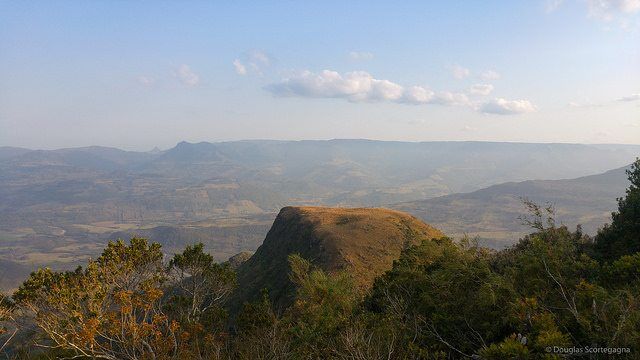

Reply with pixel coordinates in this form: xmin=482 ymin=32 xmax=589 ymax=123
xmin=0 ymin=159 xmax=638 ymax=359
xmin=232 ymin=206 xmax=444 ymax=312
xmin=1 ymin=141 xmax=637 ymax=290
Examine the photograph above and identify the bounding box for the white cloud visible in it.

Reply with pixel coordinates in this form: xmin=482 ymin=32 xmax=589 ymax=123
xmin=547 ymin=0 xmax=640 ymax=19
xmin=266 ymin=70 xmax=403 ymax=102
xmin=619 ymin=0 xmax=640 ymax=12
xmin=402 ymin=86 xmax=435 ymax=104
xmin=266 ymin=69 xmax=475 ymax=107
xmin=479 ymin=98 xmax=536 ymax=115
xmin=549 ymin=0 xmax=640 ymax=22
xmin=546 ymin=0 xmax=565 ymax=12
xmin=233 ymin=59 xmax=247 ymax=75
xmin=176 ymin=64 xmax=199 ymax=87
xmin=568 ymin=100 xmax=605 ymax=108
xmin=249 ymin=50 xmax=270 ymax=66
xmin=366 ymin=79 xmax=404 ymax=101
xmin=568 ymin=93 xmax=639 ymax=107
xmin=137 ymin=76 xmax=155 ymax=87
xmin=233 ymin=50 xmax=271 ymax=76
xmin=586 ymin=0 xmax=640 ymax=20
xmin=450 ymin=64 xmax=471 ymax=79
xmin=430 ymin=91 xmax=471 ymax=106
xmin=348 ymin=51 xmax=374 ymax=61
xmin=480 ymin=70 xmax=501 ymax=81
xmin=266 ymin=69 xmax=531 ymax=115
xmin=462 ymin=125 xmax=478 ymax=132
xmin=469 ymin=84 xmax=494 ymax=96
xmin=618 ymin=93 xmax=640 ymax=101
xmin=402 ymin=87 xmax=470 ymax=106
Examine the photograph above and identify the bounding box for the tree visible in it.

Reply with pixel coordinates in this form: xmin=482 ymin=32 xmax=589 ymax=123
xmin=0 ymin=293 xmax=16 ymax=354
xmin=495 ymin=225 xmax=598 ymax=351
xmin=594 ymin=159 xmax=640 ymax=261
xmin=367 ymin=237 xmax=513 ymax=357
xmin=495 ymin=220 xmax=640 ymax=351
xmin=234 ymin=290 xmax=293 ymax=359
xmin=13 ymin=238 xmax=181 ymax=360
xmin=285 ymin=254 xmax=359 ymax=359
xmin=165 ymin=243 xmax=237 ymax=359
xmin=167 ymin=243 xmax=236 ymax=325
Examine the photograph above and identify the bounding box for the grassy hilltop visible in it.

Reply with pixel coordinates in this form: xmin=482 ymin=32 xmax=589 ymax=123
xmin=233 ymin=206 xmax=443 ymax=311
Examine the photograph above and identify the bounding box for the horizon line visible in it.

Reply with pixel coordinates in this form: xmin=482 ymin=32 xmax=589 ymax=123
xmin=3 ymin=138 xmax=640 ymax=152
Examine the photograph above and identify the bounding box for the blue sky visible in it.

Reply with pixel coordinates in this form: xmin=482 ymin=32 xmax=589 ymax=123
xmin=1 ymin=1 xmax=638 ymax=150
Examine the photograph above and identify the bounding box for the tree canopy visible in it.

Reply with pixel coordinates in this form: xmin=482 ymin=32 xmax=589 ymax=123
xmin=2 ymin=159 xmax=639 ymax=359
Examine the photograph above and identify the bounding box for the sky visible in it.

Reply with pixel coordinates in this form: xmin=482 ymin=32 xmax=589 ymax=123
xmin=0 ymin=1 xmax=639 ymax=150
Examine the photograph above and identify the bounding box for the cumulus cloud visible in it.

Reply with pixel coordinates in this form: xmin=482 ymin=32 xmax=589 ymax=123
xmin=348 ymin=51 xmax=374 ymax=61
xmin=430 ymin=91 xmax=471 ymax=106
xmin=249 ymin=50 xmax=270 ymax=65
xmin=176 ymin=64 xmax=199 ymax=86
xmin=568 ymin=100 xmax=605 ymax=108
xmin=586 ymin=0 xmax=640 ymax=20
xmin=479 ymin=98 xmax=536 ymax=115
xmin=546 ymin=0 xmax=565 ymax=12
xmin=265 ymin=69 xmax=474 ymax=107
xmin=551 ymin=0 xmax=640 ymax=22
xmin=403 ymin=88 xmax=470 ymax=106
xmin=233 ymin=50 xmax=271 ymax=76
xmin=469 ymin=84 xmax=494 ymax=96
xmin=233 ymin=59 xmax=247 ymax=75
xmin=568 ymin=93 xmax=639 ymax=107
xmin=266 ymin=70 xmax=403 ymax=102
xmin=618 ymin=0 xmax=640 ymax=12
xmin=618 ymin=93 xmax=640 ymax=101
xmin=450 ymin=64 xmax=471 ymax=79
xmin=480 ymin=70 xmax=501 ymax=81
xmin=137 ymin=76 xmax=155 ymax=87
xmin=366 ymin=79 xmax=404 ymax=101
xmin=402 ymin=86 xmax=435 ymax=104
xmin=266 ymin=69 xmax=532 ymax=114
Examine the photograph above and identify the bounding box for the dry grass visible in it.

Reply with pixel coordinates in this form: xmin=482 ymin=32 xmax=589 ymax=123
xmin=233 ymin=206 xmax=445 ymax=311
xmin=291 ymin=206 xmax=444 ymax=288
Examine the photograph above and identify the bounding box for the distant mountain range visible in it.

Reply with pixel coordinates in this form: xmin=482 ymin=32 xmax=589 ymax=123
xmin=0 ymin=140 xmax=637 ymax=290
xmin=393 ymin=165 xmax=630 ymax=248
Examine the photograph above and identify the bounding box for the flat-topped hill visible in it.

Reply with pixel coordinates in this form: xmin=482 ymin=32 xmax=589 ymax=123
xmin=232 ymin=206 xmax=444 ymax=311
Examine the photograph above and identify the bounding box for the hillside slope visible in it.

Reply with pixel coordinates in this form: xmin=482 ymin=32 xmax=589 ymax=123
xmin=0 ymin=258 xmax=32 ymax=292
xmin=393 ymin=165 xmax=630 ymax=248
xmin=232 ymin=206 xmax=444 ymax=311
xmin=1 ymin=140 xmax=637 ymax=291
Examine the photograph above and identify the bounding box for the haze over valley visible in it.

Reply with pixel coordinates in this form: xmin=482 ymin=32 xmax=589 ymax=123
xmin=0 ymin=139 xmax=637 ymax=290
xmin=3 ymin=1 xmax=640 ymax=356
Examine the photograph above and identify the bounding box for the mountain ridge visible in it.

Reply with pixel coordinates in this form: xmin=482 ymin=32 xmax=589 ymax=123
xmin=393 ymin=164 xmax=631 ymax=248
xmin=1 ymin=140 xmax=637 ymax=291
xmin=231 ymin=206 xmax=444 ymax=312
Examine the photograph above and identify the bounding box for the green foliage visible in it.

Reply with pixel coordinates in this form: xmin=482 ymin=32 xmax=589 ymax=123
xmin=167 ymin=243 xmax=236 ymax=328
xmin=11 ymin=238 xmax=237 ymax=360
xmin=236 ymin=289 xmax=276 ymax=335
xmin=284 ymin=254 xmax=359 ymax=358
xmin=368 ymin=237 xmax=514 ymax=356
xmin=233 ymin=290 xmax=292 ymax=359
xmin=594 ymin=158 xmax=640 ymax=261
xmin=605 ymin=253 xmax=640 ymax=288
xmin=5 ymin=162 xmax=640 ymax=359
xmin=12 ymin=238 xmax=175 ymax=360
xmin=0 ymin=293 xmax=16 ymax=353
xmin=477 ymin=335 xmax=530 ymax=359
